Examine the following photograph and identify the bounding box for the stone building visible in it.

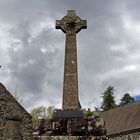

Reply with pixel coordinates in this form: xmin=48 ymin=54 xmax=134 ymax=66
xmin=101 ymin=101 xmax=140 ymax=140
xmin=0 ymin=83 xmax=32 ymax=140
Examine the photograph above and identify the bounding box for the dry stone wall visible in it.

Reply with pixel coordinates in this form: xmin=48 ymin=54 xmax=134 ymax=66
xmin=0 ymin=83 xmax=32 ymax=140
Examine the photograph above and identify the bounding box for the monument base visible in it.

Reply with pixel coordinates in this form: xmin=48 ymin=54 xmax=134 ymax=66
xmin=33 ymin=136 xmax=101 ymax=140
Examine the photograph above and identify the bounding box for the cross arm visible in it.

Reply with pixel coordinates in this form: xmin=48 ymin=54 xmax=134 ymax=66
xmin=76 ymin=20 xmax=87 ymax=33
xmin=80 ymin=20 xmax=87 ymax=29
xmin=56 ymin=20 xmax=62 ymax=29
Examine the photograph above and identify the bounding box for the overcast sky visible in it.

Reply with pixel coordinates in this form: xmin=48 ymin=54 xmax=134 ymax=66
xmin=0 ymin=0 xmax=140 ymax=111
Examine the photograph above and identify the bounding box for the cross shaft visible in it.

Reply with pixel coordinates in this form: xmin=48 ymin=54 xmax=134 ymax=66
xmin=56 ymin=10 xmax=87 ymax=110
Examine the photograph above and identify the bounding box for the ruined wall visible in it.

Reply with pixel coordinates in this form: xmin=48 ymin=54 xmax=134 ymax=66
xmin=0 ymin=83 xmax=32 ymax=140
xmin=109 ymin=131 xmax=140 ymax=140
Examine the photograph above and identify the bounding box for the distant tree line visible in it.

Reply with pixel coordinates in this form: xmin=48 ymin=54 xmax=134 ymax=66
xmin=101 ymin=86 xmax=135 ymax=112
xmin=85 ymin=85 xmax=135 ymax=114
xmin=31 ymin=106 xmax=55 ymax=129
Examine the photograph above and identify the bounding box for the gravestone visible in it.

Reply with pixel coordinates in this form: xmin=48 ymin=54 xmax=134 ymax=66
xmin=56 ymin=10 xmax=87 ymax=110
xmin=0 ymin=83 xmax=32 ymax=140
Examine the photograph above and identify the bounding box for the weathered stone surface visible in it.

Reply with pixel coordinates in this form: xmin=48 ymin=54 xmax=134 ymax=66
xmin=56 ymin=10 xmax=87 ymax=110
xmin=0 ymin=83 xmax=32 ymax=140
xmin=33 ymin=136 xmax=96 ymax=140
xmin=101 ymin=101 xmax=140 ymax=139
xmin=3 ymin=120 xmax=22 ymax=140
xmin=109 ymin=131 xmax=140 ymax=140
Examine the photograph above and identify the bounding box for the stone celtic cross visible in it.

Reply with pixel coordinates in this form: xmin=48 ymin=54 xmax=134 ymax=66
xmin=56 ymin=10 xmax=87 ymax=110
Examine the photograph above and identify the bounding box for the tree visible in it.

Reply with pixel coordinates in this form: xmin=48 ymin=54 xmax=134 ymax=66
xmin=13 ymin=89 xmax=23 ymax=104
xmin=101 ymin=86 xmax=116 ymax=111
xmin=85 ymin=108 xmax=93 ymax=117
xmin=31 ymin=106 xmax=55 ymax=129
xmin=120 ymin=93 xmax=134 ymax=106
xmin=47 ymin=106 xmax=55 ymax=119
xmin=31 ymin=106 xmax=47 ymax=129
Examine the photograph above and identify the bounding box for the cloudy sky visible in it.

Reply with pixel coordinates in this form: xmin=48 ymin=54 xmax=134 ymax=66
xmin=0 ymin=0 xmax=140 ymax=111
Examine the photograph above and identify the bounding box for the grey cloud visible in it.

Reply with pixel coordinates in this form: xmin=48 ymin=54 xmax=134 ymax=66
xmin=0 ymin=0 xmax=140 ymax=110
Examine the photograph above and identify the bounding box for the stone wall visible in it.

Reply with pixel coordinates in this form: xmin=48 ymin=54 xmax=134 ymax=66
xmin=33 ymin=136 xmax=97 ymax=140
xmin=0 ymin=83 xmax=32 ymax=140
xmin=109 ymin=131 xmax=140 ymax=140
